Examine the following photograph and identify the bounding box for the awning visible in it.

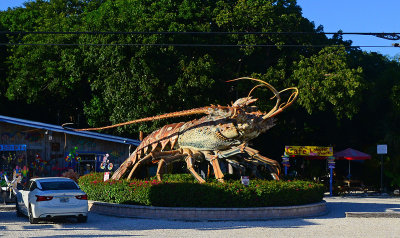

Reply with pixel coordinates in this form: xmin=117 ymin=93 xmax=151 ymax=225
xmin=334 ymin=148 xmax=371 ymax=160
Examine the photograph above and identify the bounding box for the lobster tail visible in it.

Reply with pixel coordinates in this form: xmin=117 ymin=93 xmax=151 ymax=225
xmin=111 ymin=159 xmax=133 ymax=180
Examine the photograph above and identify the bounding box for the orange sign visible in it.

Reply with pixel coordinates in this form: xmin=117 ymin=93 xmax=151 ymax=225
xmin=285 ymin=146 xmax=333 ymax=156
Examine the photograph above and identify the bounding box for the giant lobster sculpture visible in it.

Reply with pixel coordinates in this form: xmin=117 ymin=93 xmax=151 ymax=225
xmin=77 ymin=77 xmax=298 ymax=183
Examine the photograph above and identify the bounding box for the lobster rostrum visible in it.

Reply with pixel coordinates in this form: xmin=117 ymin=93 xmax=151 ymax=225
xmin=76 ymin=77 xmax=298 ymax=183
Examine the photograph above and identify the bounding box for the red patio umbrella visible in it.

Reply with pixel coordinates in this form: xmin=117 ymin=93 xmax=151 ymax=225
xmin=334 ymin=148 xmax=371 ymax=160
xmin=334 ymin=148 xmax=371 ymax=178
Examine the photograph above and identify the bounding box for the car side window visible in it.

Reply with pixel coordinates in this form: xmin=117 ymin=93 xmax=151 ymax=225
xmin=29 ymin=181 xmax=37 ymax=191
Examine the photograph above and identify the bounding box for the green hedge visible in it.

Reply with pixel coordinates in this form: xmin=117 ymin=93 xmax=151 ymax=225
xmin=78 ymin=173 xmax=325 ymax=207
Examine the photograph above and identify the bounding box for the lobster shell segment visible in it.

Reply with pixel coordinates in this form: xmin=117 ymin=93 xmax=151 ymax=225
xmin=132 ymin=122 xmax=184 ymax=161
xmin=112 ymin=122 xmax=184 ymax=180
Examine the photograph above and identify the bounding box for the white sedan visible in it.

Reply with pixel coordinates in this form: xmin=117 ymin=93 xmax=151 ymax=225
xmin=15 ymin=177 xmax=88 ymax=224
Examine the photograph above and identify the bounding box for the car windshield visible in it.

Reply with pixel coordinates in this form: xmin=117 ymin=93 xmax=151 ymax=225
xmin=39 ymin=181 xmax=79 ymax=190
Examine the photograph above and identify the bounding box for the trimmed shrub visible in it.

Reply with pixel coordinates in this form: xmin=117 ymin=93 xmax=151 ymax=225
xmin=62 ymin=169 xmax=80 ymax=182
xmin=78 ymin=173 xmax=325 ymax=207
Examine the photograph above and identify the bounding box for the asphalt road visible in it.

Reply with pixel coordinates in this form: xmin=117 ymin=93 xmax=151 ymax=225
xmin=1 ymin=196 xmax=400 ymax=238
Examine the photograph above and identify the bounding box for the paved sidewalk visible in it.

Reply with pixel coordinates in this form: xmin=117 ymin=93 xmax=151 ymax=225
xmin=1 ymin=196 xmax=400 ymax=238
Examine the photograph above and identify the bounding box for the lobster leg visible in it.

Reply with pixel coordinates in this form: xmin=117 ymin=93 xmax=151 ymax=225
xmin=211 ymin=157 xmax=224 ymax=182
xmin=127 ymin=153 xmax=153 ymax=180
xmin=209 ymin=144 xmax=280 ymax=180
xmin=156 ymin=159 xmax=166 ymax=181
xmin=185 ymin=155 xmax=206 ymax=183
xmin=226 ymin=158 xmax=246 ymax=175
xmin=154 ymin=150 xmax=206 ymax=183
xmin=204 ymin=152 xmax=224 ymax=183
xmin=241 ymin=146 xmax=281 ymax=180
xmin=155 ymin=154 xmax=186 ymax=181
xmin=112 ymin=152 xmax=139 ymax=180
xmin=127 ymin=149 xmax=183 ymax=180
xmin=112 ymin=160 xmax=132 ymax=180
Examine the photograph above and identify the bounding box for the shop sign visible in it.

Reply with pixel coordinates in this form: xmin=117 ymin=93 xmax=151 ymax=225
xmin=282 ymin=156 xmax=290 ymax=167
xmin=0 ymin=144 xmax=27 ymax=151
xmin=285 ymin=146 xmax=333 ymax=156
xmin=241 ymin=176 xmax=249 ymax=186
xmin=327 ymin=156 xmax=335 ymax=169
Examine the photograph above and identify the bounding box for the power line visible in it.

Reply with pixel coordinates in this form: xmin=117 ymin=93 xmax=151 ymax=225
xmin=0 ymin=31 xmax=399 ymax=37
xmin=0 ymin=31 xmax=397 ymax=47
xmin=0 ymin=43 xmax=395 ymax=47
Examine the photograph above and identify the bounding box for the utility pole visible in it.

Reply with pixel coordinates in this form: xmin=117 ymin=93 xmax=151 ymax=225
xmin=380 ymin=154 xmax=383 ymax=193
xmin=377 ymin=144 xmax=387 ymax=193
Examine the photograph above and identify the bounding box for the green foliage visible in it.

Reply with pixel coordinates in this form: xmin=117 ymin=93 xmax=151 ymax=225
xmin=78 ymin=173 xmax=325 ymax=207
xmin=156 ymin=173 xmax=198 ymax=183
xmin=291 ymin=47 xmax=364 ymax=119
xmin=0 ymin=0 xmax=332 ymax=133
xmin=385 ymin=170 xmax=400 ymax=189
xmin=0 ymin=179 xmax=6 ymax=187
xmin=0 ymin=0 xmax=92 ymax=122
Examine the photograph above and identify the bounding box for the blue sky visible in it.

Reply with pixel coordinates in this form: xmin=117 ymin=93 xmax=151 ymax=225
xmin=297 ymin=0 xmax=400 ymax=58
xmin=1 ymin=0 xmax=399 ymax=58
xmin=0 ymin=0 xmax=25 ymax=11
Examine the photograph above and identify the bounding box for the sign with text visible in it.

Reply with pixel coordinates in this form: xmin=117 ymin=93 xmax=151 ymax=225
xmin=327 ymin=157 xmax=335 ymax=169
xmin=377 ymin=144 xmax=387 ymax=154
xmin=241 ymin=176 xmax=249 ymax=186
xmin=282 ymin=156 xmax=290 ymax=167
xmin=0 ymin=144 xmax=27 ymax=151
xmin=103 ymin=172 xmax=110 ymax=182
xmin=285 ymin=146 xmax=333 ymax=157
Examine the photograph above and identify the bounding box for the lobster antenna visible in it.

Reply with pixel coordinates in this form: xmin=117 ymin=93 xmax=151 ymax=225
xmin=247 ymin=84 xmax=264 ymax=98
xmin=267 ymin=87 xmax=299 ymax=118
xmin=74 ymin=106 xmax=212 ymax=131
xmin=227 ymin=77 xmax=281 ymax=117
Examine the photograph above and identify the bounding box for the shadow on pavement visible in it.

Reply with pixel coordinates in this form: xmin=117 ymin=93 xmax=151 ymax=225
xmin=2 ymin=197 xmax=400 ymax=232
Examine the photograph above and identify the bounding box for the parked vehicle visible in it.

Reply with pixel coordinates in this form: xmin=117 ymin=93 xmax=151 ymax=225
xmin=15 ymin=177 xmax=88 ymax=224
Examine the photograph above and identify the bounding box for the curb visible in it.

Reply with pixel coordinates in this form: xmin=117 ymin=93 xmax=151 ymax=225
xmin=88 ymin=200 xmax=327 ymax=221
xmin=346 ymin=212 xmax=400 ymax=218
xmin=0 ymin=204 xmax=15 ymax=212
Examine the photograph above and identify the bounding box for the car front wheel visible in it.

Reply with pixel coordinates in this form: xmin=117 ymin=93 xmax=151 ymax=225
xmin=28 ymin=205 xmax=39 ymax=224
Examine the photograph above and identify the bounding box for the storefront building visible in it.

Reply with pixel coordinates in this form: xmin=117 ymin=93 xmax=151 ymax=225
xmin=0 ymin=115 xmax=140 ymax=179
